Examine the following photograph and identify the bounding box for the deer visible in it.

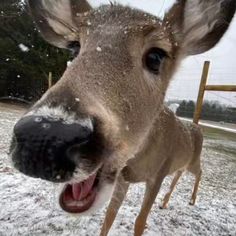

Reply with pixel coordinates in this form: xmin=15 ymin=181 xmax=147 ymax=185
xmin=9 ymin=0 xmax=236 ymax=235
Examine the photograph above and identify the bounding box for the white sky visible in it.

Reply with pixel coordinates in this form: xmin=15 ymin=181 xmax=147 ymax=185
xmin=168 ymin=16 xmax=236 ymax=107
xmin=90 ymin=0 xmax=236 ymax=107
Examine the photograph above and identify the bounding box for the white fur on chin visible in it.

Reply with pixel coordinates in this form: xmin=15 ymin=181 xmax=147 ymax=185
xmin=80 ymin=183 xmax=114 ymax=216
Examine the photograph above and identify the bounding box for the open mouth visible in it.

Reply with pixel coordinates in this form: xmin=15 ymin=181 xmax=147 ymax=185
xmin=59 ymin=172 xmax=99 ymax=213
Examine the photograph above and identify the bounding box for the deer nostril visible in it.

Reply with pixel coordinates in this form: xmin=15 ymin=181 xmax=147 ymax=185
xmin=34 ymin=117 xmax=42 ymax=123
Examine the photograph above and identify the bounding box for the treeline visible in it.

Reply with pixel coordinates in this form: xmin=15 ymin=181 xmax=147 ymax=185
xmin=0 ymin=0 xmax=70 ymax=102
xmin=176 ymin=100 xmax=236 ymax=124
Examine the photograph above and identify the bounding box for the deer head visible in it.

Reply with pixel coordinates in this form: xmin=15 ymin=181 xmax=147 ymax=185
xmin=10 ymin=0 xmax=235 ymax=214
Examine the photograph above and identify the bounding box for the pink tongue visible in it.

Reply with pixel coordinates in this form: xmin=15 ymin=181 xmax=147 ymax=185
xmin=72 ymin=174 xmax=96 ymax=201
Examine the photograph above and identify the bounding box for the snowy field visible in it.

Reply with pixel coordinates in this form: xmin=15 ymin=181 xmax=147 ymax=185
xmin=0 ymin=103 xmax=235 ymax=236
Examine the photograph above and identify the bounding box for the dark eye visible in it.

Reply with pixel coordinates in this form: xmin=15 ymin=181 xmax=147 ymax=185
xmin=144 ymin=48 xmax=167 ymax=74
xmin=67 ymin=41 xmax=81 ymax=58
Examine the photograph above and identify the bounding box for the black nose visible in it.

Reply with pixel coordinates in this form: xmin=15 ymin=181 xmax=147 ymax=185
xmin=11 ymin=115 xmax=93 ymax=182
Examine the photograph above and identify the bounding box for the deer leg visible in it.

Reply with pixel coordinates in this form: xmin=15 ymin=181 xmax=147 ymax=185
xmin=160 ymin=170 xmax=183 ymax=209
xmin=100 ymin=175 xmax=130 ymax=236
xmin=134 ymin=175 xmax=166 ymax=236
xmin=189 ymin=169 xmax=202 ymax=205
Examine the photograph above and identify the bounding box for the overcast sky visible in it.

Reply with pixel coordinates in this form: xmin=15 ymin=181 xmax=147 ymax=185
xmin=88 ymin=0 xmax=236 ymax=107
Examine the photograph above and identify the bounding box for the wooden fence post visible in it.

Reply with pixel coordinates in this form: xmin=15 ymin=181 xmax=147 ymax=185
xmin=48 ymin=72 xmax=52 ymax=89
xmin=193 ymin=61 xmax=210 ymax=124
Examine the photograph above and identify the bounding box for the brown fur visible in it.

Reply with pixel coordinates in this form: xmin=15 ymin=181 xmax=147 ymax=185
xmin=100 ymin=107 xmax=203 ymax=236
xmin=24 ymin=1 xmax=236 ymax=235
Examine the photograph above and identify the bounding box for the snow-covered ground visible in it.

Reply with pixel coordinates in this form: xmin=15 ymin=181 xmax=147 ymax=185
xmin=0 ymin=103 xmax=235 ymax=236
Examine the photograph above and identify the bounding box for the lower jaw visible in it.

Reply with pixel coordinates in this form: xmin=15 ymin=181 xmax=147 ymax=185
xmin=59 ymin=186 xmax=97 ymax=214
xmin=58 ymin=166 xmax=117 ymax=214
xmin=59 ymin=167 xmax=103 ymax=213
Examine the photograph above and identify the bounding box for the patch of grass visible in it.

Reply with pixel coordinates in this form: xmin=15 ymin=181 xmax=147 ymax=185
xmin=202 ymin=126 xmax=236 ymax=160
xmin=202 ymin=126 xmax=236 ymax=142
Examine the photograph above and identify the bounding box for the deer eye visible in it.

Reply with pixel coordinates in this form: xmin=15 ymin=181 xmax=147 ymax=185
xmin=144 ymin=48 xmax=167 ymax=74
xmin=67 ymin=41 xmax=81 ymax=58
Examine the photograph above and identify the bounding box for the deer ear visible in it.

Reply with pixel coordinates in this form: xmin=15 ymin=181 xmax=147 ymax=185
xmin=27 ymin=0 xmax=92 ymax=48
xmin=165 ymin=0 xmax=236 ymax=56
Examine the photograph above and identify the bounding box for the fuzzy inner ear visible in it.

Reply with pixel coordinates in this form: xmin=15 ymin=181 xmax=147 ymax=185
xmin=27 ymin=0 xmax=91 ymax=48
xmin=165 ymin=0 xmax=236 ymax=56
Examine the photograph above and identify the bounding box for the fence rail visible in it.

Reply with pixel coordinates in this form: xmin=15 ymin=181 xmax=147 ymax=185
xmin=193 ymin=61 xmax=236 ymax=124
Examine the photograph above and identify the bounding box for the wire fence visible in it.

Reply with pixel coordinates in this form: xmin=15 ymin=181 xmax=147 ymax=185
xmin=166 ymin=58 xmax=236 ymax=109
